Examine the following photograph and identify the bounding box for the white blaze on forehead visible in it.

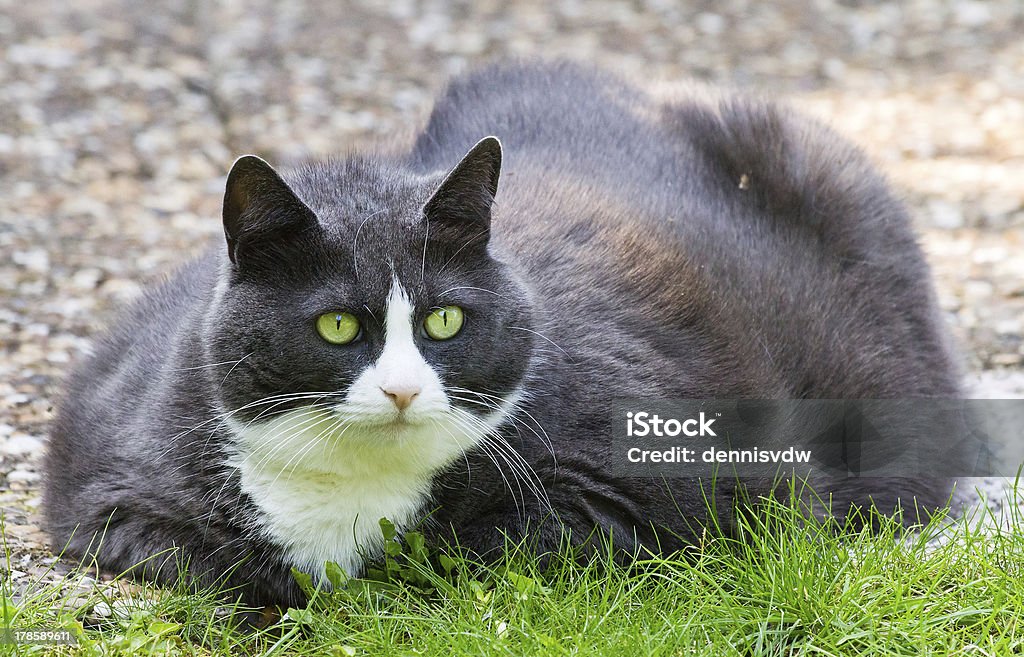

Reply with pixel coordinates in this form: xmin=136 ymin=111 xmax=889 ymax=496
xmin=376 ymin=279 xmax=430 ymax=393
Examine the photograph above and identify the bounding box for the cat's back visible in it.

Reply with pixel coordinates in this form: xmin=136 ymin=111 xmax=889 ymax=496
xmin=411 ymin=61 xmax=960 ymax=400
xmin=410 ymin=60 xmax=911 ymax=255
xmin=409 ymin=60 xmax=674 ymax=187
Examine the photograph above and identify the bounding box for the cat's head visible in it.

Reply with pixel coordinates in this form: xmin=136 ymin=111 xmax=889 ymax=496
xmin=205 ymin=138 xmax=536 ymax=474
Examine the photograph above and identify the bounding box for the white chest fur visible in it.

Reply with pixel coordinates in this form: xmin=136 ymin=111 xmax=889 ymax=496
xmin=227 ymin=410 xmax=468 ymax=579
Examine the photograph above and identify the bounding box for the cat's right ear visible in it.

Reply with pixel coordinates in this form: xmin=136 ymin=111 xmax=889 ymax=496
xmin=222 ymin=155 xmax=318 ymax=267
xmin=423 ymin=136 xmax=502 ymax=241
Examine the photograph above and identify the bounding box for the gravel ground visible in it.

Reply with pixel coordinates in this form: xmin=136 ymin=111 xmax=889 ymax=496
xmin=1 ymin=0 xmax=1023 ymax=598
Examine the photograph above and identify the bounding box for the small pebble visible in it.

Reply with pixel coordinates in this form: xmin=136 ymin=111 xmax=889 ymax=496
xmin=91 ymin=601 xmax=112 ymax=618
xmin=12 ymin=249 xmax=50 ymax=273
xmin=3 ymin=433 xmax=44 ymax=456
xmin=6 ymin=470 xmax=41 ymax=485
xmin=928 ymin=200 xmax=965 ymax=230
xmin=991 ymin=354 xmax=1023 ymax=367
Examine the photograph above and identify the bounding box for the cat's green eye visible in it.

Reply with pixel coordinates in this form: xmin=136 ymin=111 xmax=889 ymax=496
xmin=423 ymin=306 xmax=464 ymax=341
xmin=316 ymin=312 xmax=361 ymax=345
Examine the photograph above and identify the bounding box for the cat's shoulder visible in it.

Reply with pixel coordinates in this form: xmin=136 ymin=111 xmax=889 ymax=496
xmin=80 ymin=250 xmax=219 ymax=383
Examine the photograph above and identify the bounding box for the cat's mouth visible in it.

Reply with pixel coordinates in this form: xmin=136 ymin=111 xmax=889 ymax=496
xmin=327 ymin=406 xmax=445 ymax=432
xmin=349 ymin=414 xmax=418 ymax=430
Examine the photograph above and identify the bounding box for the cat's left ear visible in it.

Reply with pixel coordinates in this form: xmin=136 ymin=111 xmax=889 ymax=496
xmin=424 ymin=136 xmax=502 ymax=237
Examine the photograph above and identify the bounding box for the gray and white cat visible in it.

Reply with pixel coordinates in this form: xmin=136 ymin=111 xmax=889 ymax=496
xmin=44 ymin=61 xmax=962 ymax=607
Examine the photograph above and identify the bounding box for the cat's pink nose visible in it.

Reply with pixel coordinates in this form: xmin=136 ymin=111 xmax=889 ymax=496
xmin=381 ymin=385 xmax=421 ymax=411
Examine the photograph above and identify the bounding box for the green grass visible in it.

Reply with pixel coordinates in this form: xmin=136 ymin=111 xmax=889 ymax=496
xmin=4 ymin=483 xmax=1024 ymax=656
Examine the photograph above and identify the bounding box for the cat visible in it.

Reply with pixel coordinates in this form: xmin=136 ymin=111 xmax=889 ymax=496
xmin=43 ymin=60 xmax=964 ymax=608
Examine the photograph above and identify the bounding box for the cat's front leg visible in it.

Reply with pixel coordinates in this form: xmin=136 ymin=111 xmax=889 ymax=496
xmin=55 ymin=507 xmax=305 ymax=608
